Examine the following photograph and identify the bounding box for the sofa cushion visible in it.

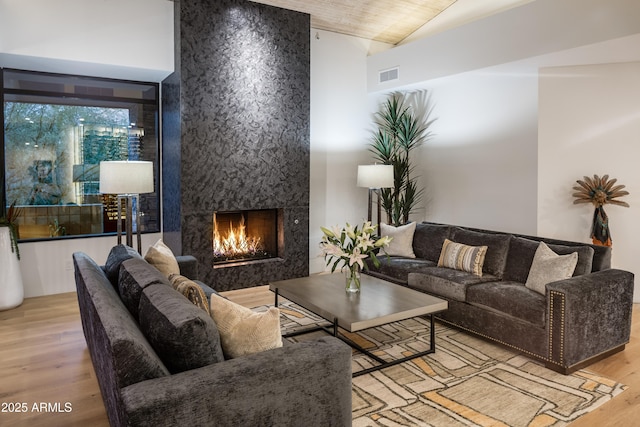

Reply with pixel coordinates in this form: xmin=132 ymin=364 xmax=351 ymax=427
xmin=451 ymin=228 xmax=512 ymax=278
xmin=503 ymin=237 xmax=594 ymax=283
xmin=516 ymin=233 xmax=608 ymax=272
xmin=437 ymin=239 xmax=487 ymax=276
xmin=138 ymin=284 xmax=225 ymax=374
xmin=413 ymin=223 xmax=451 ymax=262
xmin=408 ymin=269 xmax=498 ymax=302
xmin=466 ymin=281 xmax=546 ymax=327
xmin=380 ymin=222 xmax=417 ymax=258
xmin=104 ymin=244 xmax=144 ymax=289
xmin=119 ymin=258 xmax=171 ymax=320
xmin=525 ymin=242 xmax=578 ymax=295
xmin=175 ymin=254 xmax=199 ymax=279
xmin=169 ymin=274 xmax=210 ymax=315
xmin=365 ymin=257 xmax=437 ymax=284
xmin=144 ymin=239 xmax=180 ymax=278
xmin=209 ymin=295 xmax=283 ymax=359
xmin=73 ymin=252 xmax=170 ymax=388
xmin=546 ymin=242 xmax=593 ymax=277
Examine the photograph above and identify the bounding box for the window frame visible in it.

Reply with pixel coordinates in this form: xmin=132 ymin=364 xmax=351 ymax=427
xmin=1 ymin=68 xmax=161 ymax=242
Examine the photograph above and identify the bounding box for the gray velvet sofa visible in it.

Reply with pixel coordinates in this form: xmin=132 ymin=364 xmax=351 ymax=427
xmin=364 ymin=222 xmax=634 ymax=374
xmin=73 ymin=245 xmax=352 ymax=427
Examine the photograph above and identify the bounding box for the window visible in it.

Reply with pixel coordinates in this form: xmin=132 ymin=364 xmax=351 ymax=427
xmin=2 ymin=69 xmax=160 ymax=240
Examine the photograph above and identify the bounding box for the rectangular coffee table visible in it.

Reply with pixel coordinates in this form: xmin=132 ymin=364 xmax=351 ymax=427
xmin=269 ymin=273 xmax=448 ymax=377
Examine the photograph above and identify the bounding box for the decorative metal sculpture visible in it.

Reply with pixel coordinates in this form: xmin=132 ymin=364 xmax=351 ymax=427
xmin=572 ymin=174 xmax=629 ymax=246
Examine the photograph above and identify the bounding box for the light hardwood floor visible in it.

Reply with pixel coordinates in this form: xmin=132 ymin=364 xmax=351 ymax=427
xmin=1 ymin=287 xmax=638 ymax=426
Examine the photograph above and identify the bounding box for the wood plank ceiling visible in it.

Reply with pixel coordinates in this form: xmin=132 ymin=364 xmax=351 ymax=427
xmin=250 ymin=0 xmax=458 ymax=45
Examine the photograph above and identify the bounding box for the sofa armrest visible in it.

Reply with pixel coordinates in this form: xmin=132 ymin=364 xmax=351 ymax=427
xmin=120 ymin=336 xmax=352 ymax=427
xmin=546 ymin=269 xmax=634 ymax=368
xmin=176 ymin=255 xmax=198 ymax=280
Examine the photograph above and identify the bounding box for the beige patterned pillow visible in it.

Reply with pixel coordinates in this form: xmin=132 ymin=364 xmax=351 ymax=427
xmin=379 ymin=222 xmax=417 ymax=258
xmin=209 ymin=295 xmax=282 ymax=359
xmin=144 ymin=239 xmax=180 ymax=278
xmin=438 ymin=239 xmax=488 ymax=277
xmin=525 ymin=242 xmax=578 ymax=295
xmin=169 ymin=274 xmax=210 ymax=315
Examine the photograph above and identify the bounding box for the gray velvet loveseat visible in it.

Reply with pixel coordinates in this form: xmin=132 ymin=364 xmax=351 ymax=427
xmin=73 ymin=245 xmax=352 ymax=427
xmin=364 ymin=222 xmax=634 ymax=374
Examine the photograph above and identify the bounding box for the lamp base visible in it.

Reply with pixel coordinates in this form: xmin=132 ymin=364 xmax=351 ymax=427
xmin=116 ymin=194 xmax=142 ymax=254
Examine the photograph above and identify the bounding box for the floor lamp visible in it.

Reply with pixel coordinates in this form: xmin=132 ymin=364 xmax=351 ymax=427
xmin=357 ymin=164 xmax=394 ymax=231
xmin=99 ymin=161 xmax=154 ymax=254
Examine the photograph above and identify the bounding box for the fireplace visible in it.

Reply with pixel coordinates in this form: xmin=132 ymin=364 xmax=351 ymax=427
xmin=161 ymin=0 xmax=310 ymax=290
xmin=213 ymin=209 xmax=280 ymax=266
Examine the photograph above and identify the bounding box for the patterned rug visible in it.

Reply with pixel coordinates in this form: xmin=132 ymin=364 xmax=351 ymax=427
xmin=262 ymin=300 xmax=627 ymax=427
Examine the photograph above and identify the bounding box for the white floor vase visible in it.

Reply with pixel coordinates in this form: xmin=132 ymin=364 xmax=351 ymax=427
xmin=0 ymin=226 xmax=23 ymax=311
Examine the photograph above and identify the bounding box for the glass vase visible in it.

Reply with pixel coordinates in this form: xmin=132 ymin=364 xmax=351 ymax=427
xmin=344 ymin=264 xmax=361 ymax=293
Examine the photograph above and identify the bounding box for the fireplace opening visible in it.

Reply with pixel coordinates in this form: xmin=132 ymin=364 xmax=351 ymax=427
xmin=213 ymin=209 xmax=279 ymax=265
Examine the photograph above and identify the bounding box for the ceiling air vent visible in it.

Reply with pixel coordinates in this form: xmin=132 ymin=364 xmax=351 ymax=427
xmin=379 ymin=67 xmax=399 ymax=83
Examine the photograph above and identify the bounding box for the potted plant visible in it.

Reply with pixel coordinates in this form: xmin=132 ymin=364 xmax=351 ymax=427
xmin=1 ymin=201 xmax=21 ymax=259
xmin=1 ymin=201 xmax=24 ymax=310
xmin=369 ymin=91 xmax=435 ymax=226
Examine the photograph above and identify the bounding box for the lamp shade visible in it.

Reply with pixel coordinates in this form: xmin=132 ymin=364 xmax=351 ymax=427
xmin=99 ymin=161 xmax=154 ymax=194
xmin=357 ymin=164 xmax=394 ymax=189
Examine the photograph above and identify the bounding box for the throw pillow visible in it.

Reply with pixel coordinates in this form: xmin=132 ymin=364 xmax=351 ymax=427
xmin=437 ymin=239 xmax=488 ymax=277
xmin=144 ymin=239 xmax=180 ymax=278
xmin=525 ymin=242 xmax=578 ymax=295
xmin=379 ymin=222 xmax=417 ymax=258
xmin=209 ymin=295 xmax=282 ymax=359
xmin=119 ymin=257 xmax=170 ymax=319
xmin=169 ymin=274 xmax=210 ymax=315
xmin=138 ymin=284 xmax=225 ymax=374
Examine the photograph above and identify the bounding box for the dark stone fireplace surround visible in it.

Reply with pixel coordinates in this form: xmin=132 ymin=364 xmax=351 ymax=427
xmin=161 ymin=0 xmax=310 ymax=291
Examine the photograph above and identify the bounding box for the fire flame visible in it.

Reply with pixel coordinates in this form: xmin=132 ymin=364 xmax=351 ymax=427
xmin=213 ymin=216 xmax=263 ymax=259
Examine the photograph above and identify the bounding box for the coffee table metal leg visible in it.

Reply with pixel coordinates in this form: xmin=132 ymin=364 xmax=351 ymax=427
xmin=281 ymin=311 xmax=437 ymax=377
xmin=345 ymin=314 xmax=436 ymax=377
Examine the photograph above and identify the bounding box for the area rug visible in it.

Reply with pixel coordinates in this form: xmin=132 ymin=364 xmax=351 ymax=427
xmin=261 ymin=300 xmax=627 ymax=427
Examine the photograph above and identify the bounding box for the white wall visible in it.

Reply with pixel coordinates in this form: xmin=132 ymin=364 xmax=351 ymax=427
xmin=403 ymin=68 xmax=538 ymax=233
xmin=538 ymin=61 xmax=640 ymax=301
xmin=0 ymin=0 xmax=174 ymax=82
xmin=309 ymin=30 xmax=392 ymax=273
xmin=19 ymin=233 xmax=161 ymax=298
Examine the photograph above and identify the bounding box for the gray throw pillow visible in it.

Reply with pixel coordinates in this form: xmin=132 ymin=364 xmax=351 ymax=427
xmin=119 ymin=258 xmax=170 ymax=320
xmin=138 ymin=284 xmax=225 ymax=373
xmin=525 ymin=242 xmax=578 ymax=295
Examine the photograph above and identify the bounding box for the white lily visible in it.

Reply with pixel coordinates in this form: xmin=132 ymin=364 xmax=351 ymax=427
xmin=320 ymin=242 xmax=346 ymax=258
xmin=320 ymin=226 xmax=335 ymax=238
xmin=348 ymin=247 xmax=368 ymax=269
xmin=362 ymin=221 xmax=376 ymax=235
xmin=356 ymin=233 xmax=375 ymax=251
xmin=375 ymin=235 xmax=393 ymax=247
xmin=345 ymin=223 xmax=356 ymax=240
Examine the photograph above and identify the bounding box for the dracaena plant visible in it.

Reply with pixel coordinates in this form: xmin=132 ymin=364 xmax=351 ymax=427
xmin=369 ymin=90 xmax=435 ymax=226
